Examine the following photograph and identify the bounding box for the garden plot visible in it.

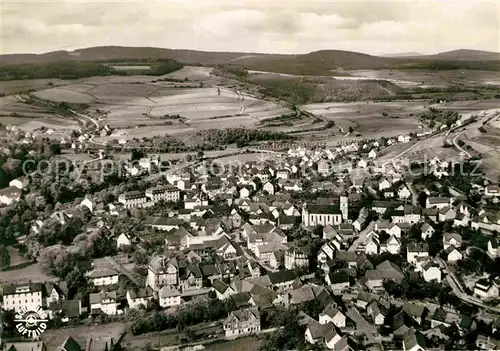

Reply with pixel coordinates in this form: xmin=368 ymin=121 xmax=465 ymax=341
xmin=302 ymin=101 xmax=425 ymax=138
xmin=62 ymin=83 xmax=96 ymax=93
xmin=87 ymin=82 xmax=160 ymax=97
xmin=34 ymin=87 xmax=96 ymax=103
xmin=0 ymin=78 xmax=67 ymax=95
xmin=162 ymin=66 xmax=214 ymax=81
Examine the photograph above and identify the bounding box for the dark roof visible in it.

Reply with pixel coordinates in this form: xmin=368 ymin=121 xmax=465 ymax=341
xmin=59 ymin=337 xmax=82 ymax=351
xmin=200 ymin=264 xmax=219 ymax=277
xmin=3 ymin=282 xmax=43 ymax=295
xmin=61 ymin=300 xmax=81 ymax=318
xmin=305 ymin=204 xmax=340 ymax=214
xmin=328 ymin=271 xmax=350 ymax=284
xmin=267 ymin=269 xmax=298 ymax=285
xmin=212 ymin=279 xmax=229 ymax=294
xmin=403 ymin=330 xmax=426 ymax=350
xmin=230 ymin=292 xmax=252 ymax=308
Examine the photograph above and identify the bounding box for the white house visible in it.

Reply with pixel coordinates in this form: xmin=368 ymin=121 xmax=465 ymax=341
xmin=0 ymin=186 xmax=22 ymax=205
xmin=117 ymin=233 xmax=133 ymax=248
xmin=443 ymin=233 xmax=462 ymax=250
xmin=485 ymin=186 xmax=500 ymax=197
xmin=487 ymin=239 xmax=499 ymax=258
xmin=421 ymin=222 xmax=435 ymax=240
xmin=127 ymin=288 xmax=154 ymax=309
xmin=90 ymin=291 xmax=119 ymax=315
xmin=379 ymin=179 xmax=392 ymax=191
xmin=445 ymin=246 xmax=463 ymax=262
xmin=2 ymin=283 xmax=43 ymax=313
xmin=262 ymin=182 xmax=275 ymax=195
xmin=87 ymin=268 xmax=120 ymax=286
xmin=421 ymin=261 xmax=442 ymax=283
xmin=407 ymin=242 xmax=429 ymax=265
xmin=398 ymin=185 xmax=411 ymax=200
xmin=474 ymin=279 xmax=499 ymax=300
xmin=159 ymin=286 xmax=182 ymax=307
xmin=368 ymin=149 xmax=377 ymax=159
xmin=9 ymin=176 xmax=29 ymax=190
xmin=319 ymin=303 xmax=346 ymax=328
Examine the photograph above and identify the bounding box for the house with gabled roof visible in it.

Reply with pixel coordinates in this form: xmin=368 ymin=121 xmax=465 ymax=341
xmin=420 ymin=222 xmax=435 ymax=240
xmin=267 ymin=269 xmax=298 ymax=291
xmin=127 ymin=287 xmax=154 ymax=309
xmin=223 ymin=308 xmax=260 ymax=339
xmin=407 ymin=242 xmax=429 ymax=265
xmin=420 ymin=261 xmax=442 ymax=283
xmin=319 ymin=302 xmax=346 ymax=328
xmin=443 ymin=233 xmax=462 ymax=250
xmin=402 ymin=329 xmax=426 ymax=351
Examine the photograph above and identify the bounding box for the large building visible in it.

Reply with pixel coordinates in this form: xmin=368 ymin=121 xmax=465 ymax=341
xmin=2 ymin=282 xmax=44 ymax=312
xmin=145 ymin=185 xmax=180 ymax=203
xmin=118 ymin=191 xmax=148 ymax=209
xmin=146 ymin=256 xmax=179 ymax=292
xmin=302 ymin=203 xmax=343 ymax=227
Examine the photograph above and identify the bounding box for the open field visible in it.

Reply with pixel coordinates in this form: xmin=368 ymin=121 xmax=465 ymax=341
xmin=0 ymin=262 xmax=55 ymax=284
xmin=301 ymin=101 xmax=424 ymax=138
xmin=41 ymin=322 xmax=125 ymax=350
xmin=204 ymin=336 xmax=261 ymax=351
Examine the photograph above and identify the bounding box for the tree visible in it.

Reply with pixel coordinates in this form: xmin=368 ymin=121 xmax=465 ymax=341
xmin=185 ymin=154 xmax=192 ymax=162
xmin=130 ymin=148 xmax=146 ymax=161
xmin=0 ymin=245 xmax=11 ymax=270
xmin=50 ymin=144 xmax=62 ymax=155
xmin=197 ymin=150 xmax=204 ymax=159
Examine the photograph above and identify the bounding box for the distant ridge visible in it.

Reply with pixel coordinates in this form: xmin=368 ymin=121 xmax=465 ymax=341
xmin=1 ymin=46 xmax=499 ymax=77
xmin=409 ymin=49 xmax=500 ymax=61
xmin=382 ymin=52 xmax=422 ymax=58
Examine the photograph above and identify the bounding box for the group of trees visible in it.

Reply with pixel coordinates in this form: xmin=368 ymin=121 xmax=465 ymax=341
xmin=0 ymin=59 xmax=184 ymax=81
xmin=128 ymin=299 xmax=236 ymax=335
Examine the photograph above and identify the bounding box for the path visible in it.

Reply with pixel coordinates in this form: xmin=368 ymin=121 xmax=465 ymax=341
xmin=348 ymin=221 xmax=375 ymax=252
xmin=436 ymin=258 xmax=500 ymax=314
xmin=452 ymin=130 xmax=471 ymax=158
xmin=406 ymin=182 xmax=418 ymax=206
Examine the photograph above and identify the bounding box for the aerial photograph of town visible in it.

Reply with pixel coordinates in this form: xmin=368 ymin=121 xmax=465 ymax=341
xmin=0 ymin=0 xmax=499 ymax=350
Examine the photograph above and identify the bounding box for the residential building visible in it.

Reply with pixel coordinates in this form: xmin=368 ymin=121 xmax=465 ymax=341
xmin=89 ymin=291 xmax=118 ymax=315
xmin=118 ymin=191 xmax=148 ymax=209
xmin=145 ymin=185 xmax=180 ymax=203
xmin=407 ymin=242 xmax=429 ymax=265
xmin=146 ymin=256 xmax=179 ymax=291
xmin=2 ymin=282 xmax=44 ymax=312
xmin=284 ymin=246 xmax=309 ymax=270
xmin=223 ymin=308 xmax=261 ymax=338
xmin=127 ymin=287 xmax=154 ymax=309
xmin=86 ymin=267 xmax=119 ymax=286
xmin=159 ymin=286 xmax=182 ymax=307
xmin=474 ymin=279 xmax=499 ymax=300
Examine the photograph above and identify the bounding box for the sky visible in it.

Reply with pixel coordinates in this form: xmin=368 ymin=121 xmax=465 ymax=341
xmin=1 ymin=0 xmax=499 ymax=55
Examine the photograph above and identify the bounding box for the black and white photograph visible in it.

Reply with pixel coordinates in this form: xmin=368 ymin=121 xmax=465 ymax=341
xmin=0 ymin=0 xmax=499 ymax=350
